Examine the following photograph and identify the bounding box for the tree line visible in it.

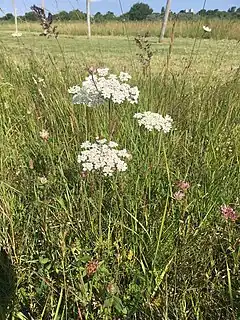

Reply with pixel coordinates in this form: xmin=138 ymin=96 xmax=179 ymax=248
xmin=1 ymin=3 xmax=240 ymax=22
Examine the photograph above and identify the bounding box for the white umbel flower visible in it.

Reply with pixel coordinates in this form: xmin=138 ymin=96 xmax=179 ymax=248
xmin=78 ymin=138 xmax=131 ymax=176
xmin=69 ymin=69 xmax=139 ymax=107
xmin=12 ymin=32 xmax=22 ymax=37
xmin=134 ymin=111 xmax=173 ymax=133
xmin=97 ymin=68 xmax=109 ymax=77
xmin=68 ymin=85 xmax=81 ymax=94
xmin=119 ymin=72 xmax=132 ymax=82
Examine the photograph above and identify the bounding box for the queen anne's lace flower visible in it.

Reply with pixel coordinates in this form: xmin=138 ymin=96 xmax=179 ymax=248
xmin=119 ymin=72 xmax=132 ymax=82
xmin=97 ymin=68 xmax=109 ymax=77
xmin=78 ymin=138 xmax=131 ymax=176
xmin=69 ymin=69 xmax=139 ymax=107
xmin=134 ymin=111 xmax=173 ymax=133
xmin=68 ymin=85 xmax=81 ymax=94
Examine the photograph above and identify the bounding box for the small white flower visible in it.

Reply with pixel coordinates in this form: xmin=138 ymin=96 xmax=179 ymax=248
xmin=83 ymin=162 xmax=94 ymax=171
xmin=97 ymin=68 xmax=109 ymax=77
xmin=69 ymin=68 xmax=139 ymax=107
xmin=39 ymin=129 xmax=49 ymax=141
xmin=68 ymin=85 xmax=81 ymax=94
xmin=81 ymin=141 xmax=92 ymax=149
xmin=203 ymin=26 xmax=211 ymax=32
xmin=39 ymin=176 xmax=48 ymax=184
xmin=12 ymin=32 xmax=22 ymax=37
xmin=97 ymin=138 xmax=108 ymax=145
xmin=119 ymin=72 xmax=132 ymax=82
xmin=78 ymin=139 xmax=131 ymax=176
xmin=108 ymin=141 xmax=118 ymax=148
xmin=134 ymin=112 xmax=173 ymax=133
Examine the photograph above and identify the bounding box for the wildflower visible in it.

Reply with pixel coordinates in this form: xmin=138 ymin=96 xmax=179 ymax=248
xmin=38 ymin=176 xmax=48 ymax=184
xmin=203 ymin=26 xmax=211 ymax=32
xmin=97 ymin=68 xmax=109 ymax=77
xmin=86 ymin=260 xmax=99 ymax=277
xmin=134 ymin=112 xmax=173 ymax=133
xmin=39 ymin=129 xmax=49 ymax=142
xmin=119 ymin=72 xmax=132 ymax=82
xmin=78 ymin=138 xmax=131 ymax=176
xmin=69 ymin=69 xmax=139 ymax=107
xmin=12 ymin=32 xmax=22 ymax=37
xmin=68 ymin=85 xmax=81 ymax=94
xmin=221 ymin=205 xmax=238 ymax=222
xmin=173 ymin=191 xmax=185 ymax=201
xmin=177 ymin=180 xmax=190 ymax=191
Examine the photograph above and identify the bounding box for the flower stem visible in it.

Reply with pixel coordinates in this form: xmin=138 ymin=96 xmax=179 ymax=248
xmin=108 ymin=98 xmax=112 ymax=138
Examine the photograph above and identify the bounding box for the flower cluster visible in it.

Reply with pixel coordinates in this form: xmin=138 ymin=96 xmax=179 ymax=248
xmin=134 ymin=111 xmax=173 ymax=133
xmin=173 ymin=180 xmax=190 ymax=201
xmin=40 ymin=129 xmax=49 ymax=142
xmin=221 ymin=205 xmax=238 ymax=222
xmin=69 ymin=68 xmax=139 ymax=107
xmin=78 ymin=138 xmax=131 ymax=176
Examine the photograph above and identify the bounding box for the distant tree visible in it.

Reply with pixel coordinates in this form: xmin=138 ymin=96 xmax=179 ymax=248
xmin=4 ymin=13 xmax=14 ymax=20
xmin=119 ymin=12 xmax=130 ymax=21
xmin=24 ymin=11 xmax=38 ymax=21
xmin=146 ymin=13 xmax=161 ymax=21
xmin=103 ymin=11 xmax=116 ymax=21
xmin=57 ymin=11 xmax=69 ymax=21
xmin=161 ymin=6 xmax=165 ymax=14
xmin=128 ymin=3 xmax=153 ymax=21
xmin=198 ymin=9 xmax=207 ymax=16
xmin=94 ymin=12 xmax=104 ymax=22
xmin=68 ymin=9 xmax=86 ymax=20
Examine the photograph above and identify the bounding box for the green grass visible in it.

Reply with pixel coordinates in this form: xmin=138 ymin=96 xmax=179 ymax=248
xmin=0 ymin=32 xmax=240 ymax=319
xmin=0 ymin=32 xmax=239 ymax=75
xmin=1 ymin=19 xmax=240 ymax=40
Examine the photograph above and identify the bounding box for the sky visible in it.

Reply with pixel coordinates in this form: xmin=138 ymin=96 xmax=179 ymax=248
xmin=0 ymin=0 xmax=239 ymax=16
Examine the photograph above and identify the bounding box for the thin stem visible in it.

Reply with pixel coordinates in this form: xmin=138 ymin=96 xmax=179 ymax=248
xmin=85 ymin=105 xmax=89 ymax=140
xmin=108 ymin=99 xmax=112 ymax=138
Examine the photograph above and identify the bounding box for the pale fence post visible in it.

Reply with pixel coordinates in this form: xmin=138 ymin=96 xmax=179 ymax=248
xmin=159 ymin=0 xmax=172 ymax=42
xmin=86 ymin=0 xmax=91 ymax=39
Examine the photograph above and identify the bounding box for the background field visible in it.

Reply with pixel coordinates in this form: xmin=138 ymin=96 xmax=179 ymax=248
xmin=1 ymin=19 xmax=240 ymax=40
xmin=0 ymin=21 xmax=240 ymax=320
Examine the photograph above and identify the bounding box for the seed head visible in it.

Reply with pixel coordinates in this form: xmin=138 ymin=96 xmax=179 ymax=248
xmin=86 ymin=260 xmax=99 ymax=277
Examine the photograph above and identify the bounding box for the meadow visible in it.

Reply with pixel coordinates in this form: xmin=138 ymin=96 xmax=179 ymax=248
xmin=0 ymin=19 xmax=240 ymax=40
xmin=0 ymin=21 xmax=240 ymax=320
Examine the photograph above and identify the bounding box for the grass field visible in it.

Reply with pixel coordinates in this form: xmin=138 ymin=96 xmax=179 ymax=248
xmin=1 ymin=19 xmax=240 ymax=40
xmin=0 ymin=26 xmax=240 ymax=320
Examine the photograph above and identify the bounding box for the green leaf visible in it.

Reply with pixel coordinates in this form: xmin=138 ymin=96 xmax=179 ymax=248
xmin=104 ymin=297 xmax=113 ymax=308
xmin=39 ymin=257 xmax=50 ymax=265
